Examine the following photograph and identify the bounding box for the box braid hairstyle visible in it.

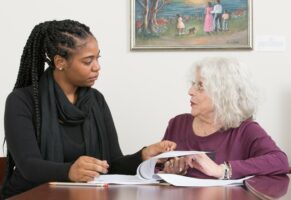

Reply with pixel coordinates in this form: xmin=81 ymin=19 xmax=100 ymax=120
xmin=6 ymin=19 xmax=93 ymax=179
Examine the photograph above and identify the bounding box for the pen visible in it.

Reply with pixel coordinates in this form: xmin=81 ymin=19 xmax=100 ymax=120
xmin=49 ymin=182 xmax=109 ymax=188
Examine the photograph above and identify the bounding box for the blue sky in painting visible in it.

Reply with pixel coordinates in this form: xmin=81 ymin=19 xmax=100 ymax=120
xmin=135 ymin=0 xmax=248 ymax=20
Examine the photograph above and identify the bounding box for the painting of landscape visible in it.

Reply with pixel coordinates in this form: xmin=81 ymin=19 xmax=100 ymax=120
xmin=131 ymin=0 xmax=252 ymax=49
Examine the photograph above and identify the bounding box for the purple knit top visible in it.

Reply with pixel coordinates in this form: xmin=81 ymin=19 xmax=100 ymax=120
xmin=162 ymin=114 xmax=289 ymax=179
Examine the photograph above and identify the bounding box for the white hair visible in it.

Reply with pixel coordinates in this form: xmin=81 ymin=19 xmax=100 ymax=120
xmin=193 ymin=57 xmax=258 ymax=130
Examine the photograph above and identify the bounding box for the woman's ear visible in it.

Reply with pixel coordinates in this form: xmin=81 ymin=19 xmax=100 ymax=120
xmin=53 ymin=55 xmax=67 ymax=71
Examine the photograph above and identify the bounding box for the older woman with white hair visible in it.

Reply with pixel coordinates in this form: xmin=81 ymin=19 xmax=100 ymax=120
xmin=161 ymin=57 xmax=289 ymax=179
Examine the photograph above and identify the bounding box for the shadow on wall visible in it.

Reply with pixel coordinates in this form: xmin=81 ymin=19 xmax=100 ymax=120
xmin=281 ymin=90 xmax=291 ymax=159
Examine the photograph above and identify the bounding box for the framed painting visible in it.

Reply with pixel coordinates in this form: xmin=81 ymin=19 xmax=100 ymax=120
xmin=130 ymin=0 xmax=252 ymax=50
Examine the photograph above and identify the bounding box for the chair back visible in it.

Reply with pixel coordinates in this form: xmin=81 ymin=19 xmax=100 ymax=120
xmin=0 ymin=157 xmax=5 ymax=200
xmin=0 ymin=157 xmax=6 ymax=185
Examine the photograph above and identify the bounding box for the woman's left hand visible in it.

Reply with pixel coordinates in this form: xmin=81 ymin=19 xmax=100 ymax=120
xmin=186 ymin=153 xmax=224 ymax=178
xmin=142 ymin=140 xmax=176 ymax=160
xmin=162 ymin=157 xmax=189 ymax=175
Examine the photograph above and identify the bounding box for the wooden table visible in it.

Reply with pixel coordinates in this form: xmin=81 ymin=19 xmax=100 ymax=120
xmin=9 ymin=183 xmax=259 ymax=200
xmin=245 ymin=174 xmax=291 ymax=200
xmin=9 ymin=174 xmax=291 ymax=200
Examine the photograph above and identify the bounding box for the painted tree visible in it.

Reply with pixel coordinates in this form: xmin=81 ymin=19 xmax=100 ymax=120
xmin=137 ymin=0 xmax=170 ymax=35
xmin=137 ymin=0 xmax=149 ymax=33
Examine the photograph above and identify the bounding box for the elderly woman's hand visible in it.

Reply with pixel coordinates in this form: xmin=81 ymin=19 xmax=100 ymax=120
xmin=142 ymin=140 xmax=176 ymax=160
xmin=186 ymin=153 xmax=224 ymax=178
xmin=162 ymin=157 xmax=189 ymax=175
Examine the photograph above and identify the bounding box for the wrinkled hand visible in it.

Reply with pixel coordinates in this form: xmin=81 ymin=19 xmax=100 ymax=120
xmin=162 ymin=157 xmax=189 ymax=175
xmin=68 ymin=156 xmax=109 ymax=182
xmin=186 ymin=153 xmax=224 ymax=178
xmin=142 ymin=140 xmax=176 ymax=160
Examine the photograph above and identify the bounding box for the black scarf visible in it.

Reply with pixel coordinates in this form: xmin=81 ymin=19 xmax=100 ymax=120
xmin=39 ymin=67 xmax=110 ymax=162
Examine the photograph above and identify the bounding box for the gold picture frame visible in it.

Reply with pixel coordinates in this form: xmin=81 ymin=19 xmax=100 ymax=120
xmin=130 ymin=0 xmax=253 ymax=50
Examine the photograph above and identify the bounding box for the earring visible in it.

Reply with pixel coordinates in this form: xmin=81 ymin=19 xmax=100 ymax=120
xmin=58 ymin=67 xmax=64 ymax=71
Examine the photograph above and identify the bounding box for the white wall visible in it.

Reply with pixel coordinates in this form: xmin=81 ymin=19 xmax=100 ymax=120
xmin=0 ymin=0 xmax=291 ymax=160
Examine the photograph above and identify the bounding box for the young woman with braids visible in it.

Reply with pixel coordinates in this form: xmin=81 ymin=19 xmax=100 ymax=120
xmin=1 ymin=19 xmax=176 ymax=198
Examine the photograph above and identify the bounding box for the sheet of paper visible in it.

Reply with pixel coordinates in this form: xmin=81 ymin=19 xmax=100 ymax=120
xmin=89 ymin=151 xmax=217 ymax=186
xmin=154 ymin=150 xmax=208 ymax=159
xmin=157 ymin=174 xmax=252 ymax=187
xmin=137 ymin=150 xmax=208 ymax=180
xmin=89 ymin=175 xmax=159 ymax=185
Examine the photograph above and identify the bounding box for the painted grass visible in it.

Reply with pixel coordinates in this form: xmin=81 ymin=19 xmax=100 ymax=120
xmin=135 ymin=16 xmax=248 ymax=44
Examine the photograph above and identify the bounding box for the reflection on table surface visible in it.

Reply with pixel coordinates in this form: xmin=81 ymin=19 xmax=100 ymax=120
xmin=10 ymin=183 xmax=259 ymax=200
xmin=245 ymin=174 xmax=290 ymax=200
xmin=11 ymin=175 xmax=291 ymax=200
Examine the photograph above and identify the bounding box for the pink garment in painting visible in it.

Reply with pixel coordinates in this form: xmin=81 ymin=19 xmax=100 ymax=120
xmin=204 ymin=7 xmax=213 ymax=32
xmin=177 ymin=17 xmax=185 ymax=29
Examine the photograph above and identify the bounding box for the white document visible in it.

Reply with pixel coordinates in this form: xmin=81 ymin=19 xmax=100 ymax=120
xmin=89 ymin=150 xmax=249 ymax=187
xmin=136 ymin=150 xmax=207 ymax=180
xmin=89 ymin=174 xmax=159 ymax=185
xmin=157 ymin=174 xmax=252 ymax=187
xmin=89 ymin=151 xmax=205 ymax=185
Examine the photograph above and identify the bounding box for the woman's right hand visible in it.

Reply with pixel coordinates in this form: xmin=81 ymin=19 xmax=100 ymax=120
xmin=185 ymin=153 xmax=224 ymax=179
xmin=68 ymin=156 xmax=109 ymax=182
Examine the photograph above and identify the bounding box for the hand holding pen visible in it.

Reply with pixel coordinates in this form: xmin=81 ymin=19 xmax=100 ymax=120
xmin=68 ymin=156 xmax=109 ymax=182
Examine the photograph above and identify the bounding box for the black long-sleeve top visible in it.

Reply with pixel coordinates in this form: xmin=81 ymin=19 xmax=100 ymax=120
xmin=2 ymin=86 xmax=143 ymax=198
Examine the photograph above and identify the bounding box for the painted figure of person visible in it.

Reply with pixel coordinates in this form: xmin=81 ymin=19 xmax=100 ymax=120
xmin=176 ymin=14 xmax=185 ymax=35
xmin=204 ymin=2 xmax=214 ymax=34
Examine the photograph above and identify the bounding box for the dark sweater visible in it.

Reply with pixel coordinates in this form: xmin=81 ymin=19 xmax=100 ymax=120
xmin=2 ymin=86 xmax=142 ymax=198
xmin=163 ymin=114 xmax=289 ymax=179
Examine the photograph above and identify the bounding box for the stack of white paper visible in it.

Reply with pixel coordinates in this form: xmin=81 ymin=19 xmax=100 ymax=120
xmin=89 ymin=151 xmax=251 ymax=187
